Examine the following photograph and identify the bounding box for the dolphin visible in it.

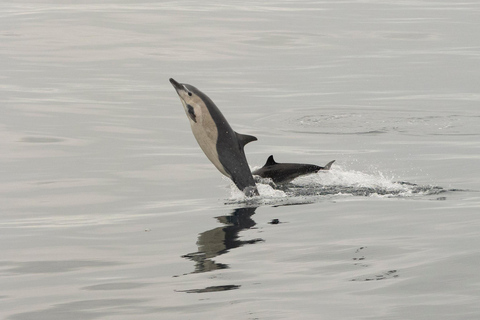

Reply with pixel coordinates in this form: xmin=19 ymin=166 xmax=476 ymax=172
xmin=252 ymin=155 xmax=335 ymax=184
xmin=169 ymin=78 xmax=259 ymax=196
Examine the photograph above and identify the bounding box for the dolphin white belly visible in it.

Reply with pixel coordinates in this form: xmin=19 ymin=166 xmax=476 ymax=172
xmin=190 ymin=115 xmax=230 ymax=178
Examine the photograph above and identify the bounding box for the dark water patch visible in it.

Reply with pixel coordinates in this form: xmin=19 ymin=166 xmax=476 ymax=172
xmin=8 ymin=299 xmax=147 ymax=320
xmin=82 ymin=282 xmax=149 ymax=291
xmin=377 ymin=32 xmax=434 ymax=40
xmin=285 ymin=129 xmax=388 ymax=136
xmin=0 ymin=260 xmax=119 ymax=275
xmin=349 ymin=247 xmax=399 ymax=281
xmin=176 ymin=285 xmax=241 ymax=293
xmin=20 ymin=136 xmax=64 ymax=143
xmin=269 ymin=219 xmax=281 ymax=224
xmin=352 ymin=246 xmax=369 ymax=267
xmin=351 ymin=270 xmax=399 ymax=282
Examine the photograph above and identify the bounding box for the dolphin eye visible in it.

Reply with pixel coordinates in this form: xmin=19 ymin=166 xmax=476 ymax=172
xmin=188 ymin=92 xmax=192 ymax=97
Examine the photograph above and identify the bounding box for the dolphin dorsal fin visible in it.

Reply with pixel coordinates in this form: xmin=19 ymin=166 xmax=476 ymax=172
xmin=235 ymin=132 xmax=257 ymax=148
xmin=264 ymin=155 xmax=277 ymax=166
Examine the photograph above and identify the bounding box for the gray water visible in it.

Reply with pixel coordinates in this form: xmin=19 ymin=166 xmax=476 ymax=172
xmin=1 ymin=1 xmax=480 ymax=319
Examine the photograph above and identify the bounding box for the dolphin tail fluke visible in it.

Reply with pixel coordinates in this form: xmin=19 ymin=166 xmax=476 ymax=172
xmin=323 ymin=160 xmax=335 ymax=170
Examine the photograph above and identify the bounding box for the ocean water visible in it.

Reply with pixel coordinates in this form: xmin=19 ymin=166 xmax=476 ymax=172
xmin=1 ymin=1 xmax=480 ymax=319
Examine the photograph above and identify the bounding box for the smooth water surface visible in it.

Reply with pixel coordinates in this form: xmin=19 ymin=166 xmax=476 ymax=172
xmin=1 ymin=1 xmax=480 ymax=319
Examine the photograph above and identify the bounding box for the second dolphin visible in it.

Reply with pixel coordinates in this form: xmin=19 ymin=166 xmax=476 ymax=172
xmin=253 ymin=155 xmax=335 ymax=184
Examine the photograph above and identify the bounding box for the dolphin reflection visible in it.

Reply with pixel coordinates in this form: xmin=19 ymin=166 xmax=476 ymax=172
xmin=181 ymin=207 xmax=263 ymax=275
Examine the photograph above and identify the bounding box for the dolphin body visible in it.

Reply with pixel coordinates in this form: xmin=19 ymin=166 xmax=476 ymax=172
xmin=169 ymin=78 xmax=259 ymax=196
xmin=252 ymin=155 xmax=335 ymax=184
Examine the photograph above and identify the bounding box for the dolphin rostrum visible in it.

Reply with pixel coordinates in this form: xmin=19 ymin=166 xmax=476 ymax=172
xmin=252 ymin=155 xmax=335 ymax=184
xmin=169 ymin=78 xmax=259 ymax=196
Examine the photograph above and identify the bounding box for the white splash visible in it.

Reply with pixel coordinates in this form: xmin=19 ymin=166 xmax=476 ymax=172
xmin=225 ymin=164 xmax=445 ymax=204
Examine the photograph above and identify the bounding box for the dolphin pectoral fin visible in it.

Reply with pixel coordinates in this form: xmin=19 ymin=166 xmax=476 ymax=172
xmin=235 ymin=132 xmax=257 ymax=149
xmin=323 ymin=160 xmax=335 ymax=170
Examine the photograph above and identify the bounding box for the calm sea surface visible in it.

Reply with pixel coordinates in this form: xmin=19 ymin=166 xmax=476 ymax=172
xmin=1 ymin=1 xmax=480 ymax=319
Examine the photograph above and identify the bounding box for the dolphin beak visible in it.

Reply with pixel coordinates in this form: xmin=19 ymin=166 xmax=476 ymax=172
xmin=169 ymin=78 xmax=184 ymax=92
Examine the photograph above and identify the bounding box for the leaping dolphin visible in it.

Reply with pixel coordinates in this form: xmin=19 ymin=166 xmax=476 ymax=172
xmin=169 ymin=78 xmax=259 ymax=196
xmin=252 ymin=155 xmax=335 ymax=184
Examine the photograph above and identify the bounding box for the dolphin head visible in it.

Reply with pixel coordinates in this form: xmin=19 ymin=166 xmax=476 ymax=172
xmin=170 ymin=78 xmax=192 ymax=99
xmin=169 ymin=78 xmax=207 ymax=125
